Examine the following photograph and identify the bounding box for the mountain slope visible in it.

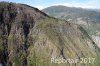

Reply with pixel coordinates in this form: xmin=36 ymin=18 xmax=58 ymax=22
xmin=42 ymin=5 xmax=100 ymax=48
xmin=0 ymin=2 xmax=100 ymax=66
xmin=42 ymin=5 xmax=100 ymax=36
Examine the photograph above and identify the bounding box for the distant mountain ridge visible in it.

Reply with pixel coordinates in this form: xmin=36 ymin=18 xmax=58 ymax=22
xmin=42 ymin=5 xmax=100 ymax=22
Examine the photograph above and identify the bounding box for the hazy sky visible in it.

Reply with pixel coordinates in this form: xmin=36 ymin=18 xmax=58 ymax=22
xmin=0 ymin=0 xmax=100 ymax=9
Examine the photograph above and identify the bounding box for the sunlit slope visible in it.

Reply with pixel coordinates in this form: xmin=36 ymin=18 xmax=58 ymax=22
xmin=0 ymin=2 xmax=100 ymax=66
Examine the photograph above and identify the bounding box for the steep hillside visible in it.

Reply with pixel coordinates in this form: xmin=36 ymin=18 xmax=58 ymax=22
xmin=42 ymin=5 xmax=100 ymax=49
xmin=42 ymin=6 xmax=100 ymax=36
xmin=0 ymin=2 xmax=100 ymax=66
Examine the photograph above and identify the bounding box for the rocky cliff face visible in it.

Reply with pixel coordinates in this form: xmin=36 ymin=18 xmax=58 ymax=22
xmin=0 ymin=2 xmax=100 ymax=66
